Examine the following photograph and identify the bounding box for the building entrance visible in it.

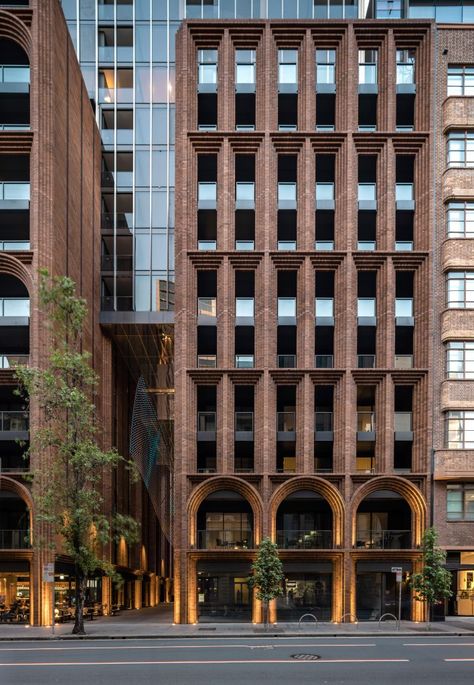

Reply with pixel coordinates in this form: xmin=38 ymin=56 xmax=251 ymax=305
xmin=277 ymin=572 xmax=332 ymax=621
xmin=197 ymin=561 xmax=252 ymax=622
xmin=356 ymin=563 xmax=412 ymax=620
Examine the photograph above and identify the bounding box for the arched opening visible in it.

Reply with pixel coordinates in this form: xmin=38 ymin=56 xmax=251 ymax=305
xmin=196 ymin=489 xmax=253 ymax=550
xmin=195 ymin=489 xmax=254 ymax=623
xmin=275 ymin=490 xmax=334 ymax=622
xmin=0 ymin=153 xmax=30 ymax=251
xmin=355 ymin=489 xmax=412 ymax=550
xmin=276 ymin=489 xmax=333 ymax=550
xmin=0 ymin=489 xmax=31 ymax=622
xmin=0 ymin=38 xmax=30 ymax=131
xmin=355 ymin=489 xmax=414 ymax=621
xmin=0 ymin=273 xmax=30 ymax=362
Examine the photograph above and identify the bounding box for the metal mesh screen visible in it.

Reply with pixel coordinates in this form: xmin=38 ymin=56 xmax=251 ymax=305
xmin=130 ymin=376 xmax=171 ymax=541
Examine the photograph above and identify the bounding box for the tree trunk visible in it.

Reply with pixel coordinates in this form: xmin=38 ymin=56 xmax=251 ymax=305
xmin=264 ymin=601 xmax=268 ymax=631
xmin=72 ymin=569 xmax=86 ymax=635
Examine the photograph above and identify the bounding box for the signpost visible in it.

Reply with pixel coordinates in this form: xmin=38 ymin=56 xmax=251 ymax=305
xmin=43 ymin=563 xmax=55 ymax=634
xmin=392 ymin=566 xmax=403 ymax=628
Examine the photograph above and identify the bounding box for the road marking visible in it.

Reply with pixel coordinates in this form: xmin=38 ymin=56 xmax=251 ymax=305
xmin=0 ymin=643 xmax=377 ymax=652
xmin=405 ymin=643 xmax=474 ymax=647
xmin=0 ymin=658 xmax=410 ymax=667
xmin=444 ymin=658 xmax=474 ymax=662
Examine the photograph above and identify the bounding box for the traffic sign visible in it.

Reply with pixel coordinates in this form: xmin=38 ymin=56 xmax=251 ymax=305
xmin=42 ymin=563 xmax=54 ymax=583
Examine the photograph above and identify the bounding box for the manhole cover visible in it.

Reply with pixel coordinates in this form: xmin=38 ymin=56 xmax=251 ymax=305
xmin=291 ymin=653 xmax=321 ymax=661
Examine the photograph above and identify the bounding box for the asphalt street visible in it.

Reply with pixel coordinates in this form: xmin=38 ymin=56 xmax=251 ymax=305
xmin=0 ymin=635 xmax=473 ymax=685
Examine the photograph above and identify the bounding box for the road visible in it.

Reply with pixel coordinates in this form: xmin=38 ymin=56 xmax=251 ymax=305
xmin=0 ymin=635 xmax=473 ymax=684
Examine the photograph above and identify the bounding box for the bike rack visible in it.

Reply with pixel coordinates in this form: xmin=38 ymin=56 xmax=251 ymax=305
xmin=340 ymin=612 xmax=359 ymax=627
xmin=378 ymin=612 xmax=400 ymax=630
xmin=298 ymin=613 xmax=318 ymax=629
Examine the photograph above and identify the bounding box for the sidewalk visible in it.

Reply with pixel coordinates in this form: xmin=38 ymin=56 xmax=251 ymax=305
xmin=1 ymin=607 xmax=474 ymax=640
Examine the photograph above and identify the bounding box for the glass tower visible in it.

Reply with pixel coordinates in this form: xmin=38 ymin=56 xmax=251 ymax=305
xmin=62 ymin=0 xmax=474 ymax=318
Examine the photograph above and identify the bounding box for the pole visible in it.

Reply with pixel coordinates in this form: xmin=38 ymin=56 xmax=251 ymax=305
xmin=398 ymin=578 xmax=402 ymax=630
xmin=51 ymin=581 xmax=55 ymax=635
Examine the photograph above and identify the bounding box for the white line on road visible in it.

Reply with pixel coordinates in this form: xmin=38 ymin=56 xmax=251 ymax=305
xmin=0 ymin=643 xmax=377 ymax=652
xmin=405 ymin=643 xmax=474 ymax=647
xmin=0 ymin=658 xmax=410 ymax=667
xmin=444 ymin=658 xmax=474 ymax=662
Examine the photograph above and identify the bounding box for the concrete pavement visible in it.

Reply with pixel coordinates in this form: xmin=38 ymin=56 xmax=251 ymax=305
xmin=0 ymin=606 xmax=474 ymax=639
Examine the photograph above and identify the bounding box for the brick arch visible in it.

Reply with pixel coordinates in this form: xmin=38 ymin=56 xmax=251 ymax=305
xmin=187 ymin=476 xmax=264 ymax=547
xmin=350 ymin=476 xmax=427 ymax=547
xmin=0 ymin=475 xmax=34 ymax=535
xmin=0 ymin=11 xmax=32 ymax=60
xmin=0 ymin=254 xmax=32 ymax=295
xmin=269 ymin=477 xmax=345 ymax=547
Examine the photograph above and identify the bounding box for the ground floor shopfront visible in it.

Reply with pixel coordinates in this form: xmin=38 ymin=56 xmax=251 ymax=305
xmin=186 ymin=553 xmax=423 ymax=623
xmin=446 ymin=551 xmax=474 ymax=617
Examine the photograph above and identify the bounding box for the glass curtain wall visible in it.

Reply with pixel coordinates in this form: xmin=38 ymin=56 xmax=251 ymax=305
xmin=64 ymin=0 xmax=473 ymax=313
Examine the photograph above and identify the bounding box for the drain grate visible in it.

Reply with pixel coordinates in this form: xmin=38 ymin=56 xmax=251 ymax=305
xmin=291 ymin=653 xmax=321 ymax=661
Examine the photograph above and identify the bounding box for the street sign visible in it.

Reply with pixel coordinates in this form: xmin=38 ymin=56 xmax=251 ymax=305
xmin=42 ymin=563 xmax=54 ymax=583
xmin=391 ymin=566 xmax=403 ymax=582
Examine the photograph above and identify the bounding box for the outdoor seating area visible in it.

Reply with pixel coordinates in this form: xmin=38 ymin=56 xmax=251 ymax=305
xmin=0 ymin=600 xmax=29 ymax=623
xmin=55 ymin=603 xmax=122 ymax=623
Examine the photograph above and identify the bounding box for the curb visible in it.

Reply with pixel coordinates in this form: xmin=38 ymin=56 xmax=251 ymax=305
xmin=0 ymin=630 xmax=473 ymax=641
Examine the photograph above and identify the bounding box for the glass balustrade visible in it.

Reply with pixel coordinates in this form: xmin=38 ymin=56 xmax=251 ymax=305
xmin=0 ymin=183 xmax=30 ymax=201
xmin=0 ymin=65 xmax=30 ymax=83
xmin=315 ymin=411 xmax=333 ymax=432
xmin=0 ymin=410 xmax=29 ymax=431
xmin=357 ymin=412 xmax=375 ymax=432
xmin=197 ymin=411 xmax=216 ymax=432
xmin=277 ymin=411 xmax=296 ymax=432
xmin=355 ymin=529 xmax=411 ymax=549
xmin=276 ymin=529 xmax=332 ymax=549
xmin=0 ymin=298 xmax=30 ymax=317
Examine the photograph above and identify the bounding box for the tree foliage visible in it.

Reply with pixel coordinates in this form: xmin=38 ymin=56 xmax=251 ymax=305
xmin=410 ymin=527 xmax=452 ymax=615
xmin=15 ymin=270 xmax=139 ymax=634
xmin=248 ymin=537 xmax=284 ymax=626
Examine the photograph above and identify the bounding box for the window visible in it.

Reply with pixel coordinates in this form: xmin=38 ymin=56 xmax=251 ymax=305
xmin=447 ymin=66 xmax=474 ymax=96
xmin=316 ymin=49 xmax=336 ymax=84
xmin=446 ymin=411 xmax=474 ymax=449
xmin=198 ymin=49 xmax=217 ymax=86
xmin=235 ymin=50 xmax=256 ymax=85
xmin=396 ymin=50 xmax=415 ymax=85
xmin=358 ymin=50 xmax=377 ymax=84
xmin=447 ymin=202 xmax=474 ymax=238
xmin=446 ymin=341 xmax=474 ymax=379
xmin=447 ymin=131 xmax=474 ymax=168
xmin=447 ymin=484 xmax=474 ymax=521
xmin=446 ymin=271 xmax=474 ymax=308
xmin=278 ymin=49 xmax=298 ymax=85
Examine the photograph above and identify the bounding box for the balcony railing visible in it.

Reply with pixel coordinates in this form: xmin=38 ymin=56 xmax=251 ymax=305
xmin=358 ymin=354 xmax=376 ymax=368
xmin=235 ymin=355 xmax=254 ymax=368
xmin=197 ymin=354 xmax=217 ymax=368
xmin=0 ymin=410 xmax=29 ymax=432
xmin=0 ymin=355 xmax=28 ymax=369
xmin=0 ymin=241 xmax=30 ymax=251
xmin=0 ymin=529 xmax=30 ymax=549
xmin=0 ymin=182 xmax=30 ymax=201
xmin=277 ymin=354 xmax=296 ymax=368
xmin=277 ymin=411 xmax=296 ymax=433
xmin=277 ymin=529 xmax=332 ymax=549
xmin=197 ymin=530 xmax=253 ymax=549
xmin=357 ymin=412 xmax=375 ymax=432
xmin=355 ymin=529 xmax=411 ymax=549
xmin=197 ymin=411 xmax=216 ymax=433
xmin=0 ymin=124 xmax=30 ymax=131
xmin=0 ymin=298 xmax=29 ymax=317
xmin=394 ymin=412 xmax=413 ymax=432
xmin=394 ymin=354 xmax=413 ymax=368
xmin=315 ymin=354 xmax=334 ymax=368
xmin=315 ymin=411 xmax=333 ymax=432
xmin=0 ymin=297 xmax=30 ymax=317
xmin=0 ymin=65 xmax=30 ymax=84
xmin=235 ymin=411 xmax=253 ymax=433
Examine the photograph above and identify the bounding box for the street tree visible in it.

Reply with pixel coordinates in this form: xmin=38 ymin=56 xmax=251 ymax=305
xmin=15 ymin=270 xmax=140 ymax=635
xmin=410 ymin=527 xmax=452 ymax=624
xmin=248 ymin=537 xmax=284 ymax=628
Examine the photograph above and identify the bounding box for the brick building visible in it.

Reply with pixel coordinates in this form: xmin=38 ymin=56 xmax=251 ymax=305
xmin=174 ymin=19 xmax=474 ymax=623
xmin=0 ymin=0 xmax=172 ymax=626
